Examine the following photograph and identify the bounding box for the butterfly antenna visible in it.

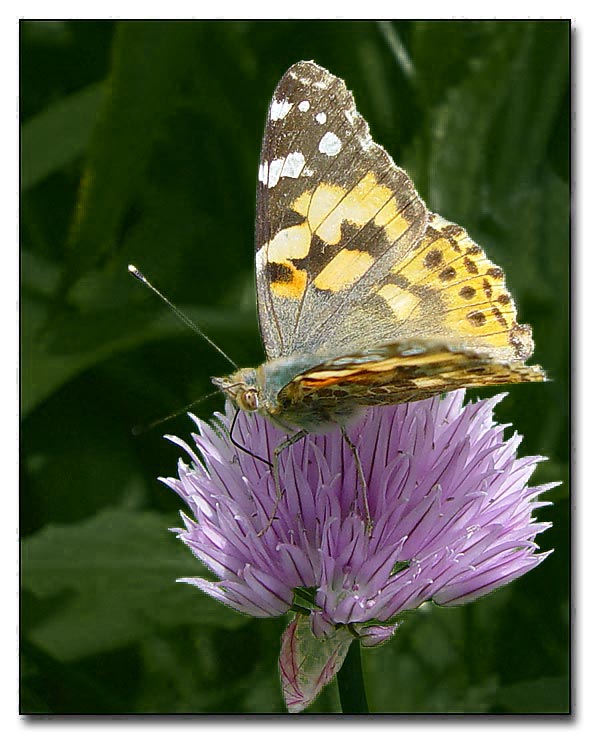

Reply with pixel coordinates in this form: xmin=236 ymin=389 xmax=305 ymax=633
xmin=131 ymin=389 xmax=221 ymax=436
xmin=128 ymin=264 xmax=238 ymax=370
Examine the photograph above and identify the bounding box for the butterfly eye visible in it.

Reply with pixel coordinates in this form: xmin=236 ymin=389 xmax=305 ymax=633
xmin=240 ymin=389 xmax=260 ymax=412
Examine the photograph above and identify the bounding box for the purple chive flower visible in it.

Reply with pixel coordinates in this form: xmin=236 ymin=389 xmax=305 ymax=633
xmin=161 ymin=390 xmax=554 ymax=712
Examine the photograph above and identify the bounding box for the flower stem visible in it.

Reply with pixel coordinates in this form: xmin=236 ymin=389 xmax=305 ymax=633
xmin=336 ymin=638 xmax=369 ymax=713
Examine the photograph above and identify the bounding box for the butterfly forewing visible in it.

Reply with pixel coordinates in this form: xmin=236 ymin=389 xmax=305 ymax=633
xmin=255 ymin=60 xmax=428 ymax=360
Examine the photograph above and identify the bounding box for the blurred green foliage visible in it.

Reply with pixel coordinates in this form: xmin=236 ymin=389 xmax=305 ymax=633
xmin=21 ymin=20 xmax=569 ymax=713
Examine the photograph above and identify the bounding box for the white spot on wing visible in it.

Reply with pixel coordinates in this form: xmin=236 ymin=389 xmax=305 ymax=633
xmin=282 ymin=151 xmax=306 ymax=179
xmin=264 ymin=152 xmax=307 ymax=188
xmin=318 ymin=131 xmax=342 ymax=157
xmin=255 ymin=246 xmax=267 ymax=273
xmin=298 ymin=100 xmax=310 ymax=112
xmin=359 ymin=135 xmax=373 ymax=151
xmin=344 ymin=109 xmax=357 ymax=125
xmin=258 ymin=161 xmax=269 ymax=184
xmin=315 ymin=112 xmax=326 ymax=124
xmin=267 ymin=158 xmax=284 ymax=188
xmin=270 ymin=98 xmax=293 ymax=121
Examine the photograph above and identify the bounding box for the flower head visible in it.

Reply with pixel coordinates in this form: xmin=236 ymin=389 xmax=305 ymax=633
xmin=161 ymin=391 xmax=554 ymax=711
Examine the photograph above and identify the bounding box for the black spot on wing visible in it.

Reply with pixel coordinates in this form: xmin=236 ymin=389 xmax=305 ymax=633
xmin=467 ymin=310 xmax=486 ymax=327
xmin=459 ymin=285 xmax=476 ymax=299
xmin=280 ymin=208 xmax=307 ymax=229
xmin=439 ymin=266 xmax=457 ymax=282
xmin=424 ymin=248 xmax=443 ymax=269
xmin=268 ymin=262 xmax=295 ymax=284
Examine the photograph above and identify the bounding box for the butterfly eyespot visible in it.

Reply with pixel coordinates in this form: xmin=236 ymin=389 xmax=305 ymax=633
xmin=238 ymin=389 xmax=260 ymax=412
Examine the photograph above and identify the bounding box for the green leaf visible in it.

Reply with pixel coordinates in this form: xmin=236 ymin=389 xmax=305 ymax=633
xmin=481 ymin=170 xmax=568 ymax=460
xmin=411 ymin=20 xmax=495 ymax=105
xmin=485 ymin=170 xmax=568 ymax=301
xmin=363 ymin=603 xmax=500 ymax=712
xmin=497 ymin=676 xmax=570 ymax=713
xmin=20 ymin=272 xmax=256 ymax=416
xmin=61 ymin=22 xmax=200 ymax=291
xmin=424 ymin=24 xmax=523 ymax=224
xmin=22 ymin=508 xmax=248 ymax=661
xmin=21 ymin=81 xmax=105 ymax=191
xmin=411 ymin=21 xmax=568 ymax=231
xmin=488 ymin=22 xmax=569 ymax=196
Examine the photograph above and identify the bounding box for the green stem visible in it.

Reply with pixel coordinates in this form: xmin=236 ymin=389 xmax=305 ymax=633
xmin=336 ymin=638 xmax=369 ymax=713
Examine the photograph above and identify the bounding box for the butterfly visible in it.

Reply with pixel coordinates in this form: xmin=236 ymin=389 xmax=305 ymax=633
xmin=213 ymin=60 xmax=545 ymax=443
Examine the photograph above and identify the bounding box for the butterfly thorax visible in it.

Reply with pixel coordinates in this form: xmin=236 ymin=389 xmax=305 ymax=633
xmin=212 ymin=352 xmax=357 ymax=432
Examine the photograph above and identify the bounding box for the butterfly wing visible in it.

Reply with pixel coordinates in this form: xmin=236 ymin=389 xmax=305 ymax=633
xmin=255 ymin=60 xmax=428 ymax=360
xmin=256 ymin=60 xmax=536 ymax=368
xmin=323 ymin=211 xmax=536 ymax=363
xmin=276 ymin=339 xmax=545 ymax=421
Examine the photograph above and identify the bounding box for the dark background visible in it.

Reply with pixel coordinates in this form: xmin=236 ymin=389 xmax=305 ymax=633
xmin=21 ymin=20 xmax=570 ymax=713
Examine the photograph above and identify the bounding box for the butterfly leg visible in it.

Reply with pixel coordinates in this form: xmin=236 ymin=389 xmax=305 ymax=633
xmin=340 ymin=426 xmax=372 ymax=536
xmin=257 ymin=429 xmax=308 ymax=536
xmin=229 ymin=408 xmax=272 ymax=469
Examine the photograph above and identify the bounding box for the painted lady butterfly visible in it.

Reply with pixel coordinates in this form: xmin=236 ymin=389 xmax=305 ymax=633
xmin=213 ymin=60 xmax=544 ymax=438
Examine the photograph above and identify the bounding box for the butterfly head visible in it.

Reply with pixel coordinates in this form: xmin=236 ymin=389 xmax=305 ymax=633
xmin=212 ymin=369 xmax=261 ymax=413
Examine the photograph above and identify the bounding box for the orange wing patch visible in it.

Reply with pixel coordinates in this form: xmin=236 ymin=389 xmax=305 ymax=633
xmin=268 ymin=260 xmax=308 ymax=300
